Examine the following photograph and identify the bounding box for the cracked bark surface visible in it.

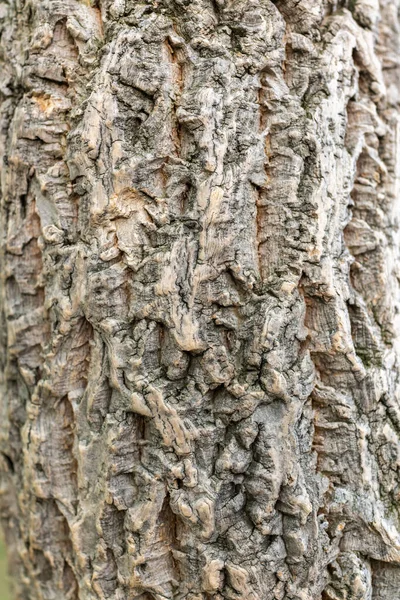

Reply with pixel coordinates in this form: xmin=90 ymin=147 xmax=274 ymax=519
xmin=1 ymin=0 xmax=400 ymax=598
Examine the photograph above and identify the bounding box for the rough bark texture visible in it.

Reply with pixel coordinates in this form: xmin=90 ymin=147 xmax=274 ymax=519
xmin=1 ymin=0 xmax=400 ymax=598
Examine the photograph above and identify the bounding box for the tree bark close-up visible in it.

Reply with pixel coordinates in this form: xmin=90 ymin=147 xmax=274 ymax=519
xmin=2 ymin=0 xmax=400 ymax=598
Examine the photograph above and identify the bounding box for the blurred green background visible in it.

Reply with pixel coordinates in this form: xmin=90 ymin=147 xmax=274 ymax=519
xmin=0 ymin=534 xmax=10 ymax=600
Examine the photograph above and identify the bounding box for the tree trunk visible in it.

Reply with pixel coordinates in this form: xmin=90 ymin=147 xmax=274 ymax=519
xmin=1 ymin=0 xmax=400 ymax=598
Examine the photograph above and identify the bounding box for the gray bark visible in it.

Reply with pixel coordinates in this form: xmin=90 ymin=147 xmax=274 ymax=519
xmin=1 ymin=0 xmax=400 ymax=598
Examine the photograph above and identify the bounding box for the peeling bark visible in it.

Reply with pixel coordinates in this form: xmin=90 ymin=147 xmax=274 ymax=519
xmin=1 ymin=0 xmax=400 ymax=599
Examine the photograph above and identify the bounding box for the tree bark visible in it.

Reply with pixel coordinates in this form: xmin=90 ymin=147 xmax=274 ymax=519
xmin=1 ymin=0 xmax=400 ymax=598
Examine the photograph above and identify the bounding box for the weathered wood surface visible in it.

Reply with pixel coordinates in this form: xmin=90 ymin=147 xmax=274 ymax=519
xmin=1 ymin=0 xmax=400 ymax=598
